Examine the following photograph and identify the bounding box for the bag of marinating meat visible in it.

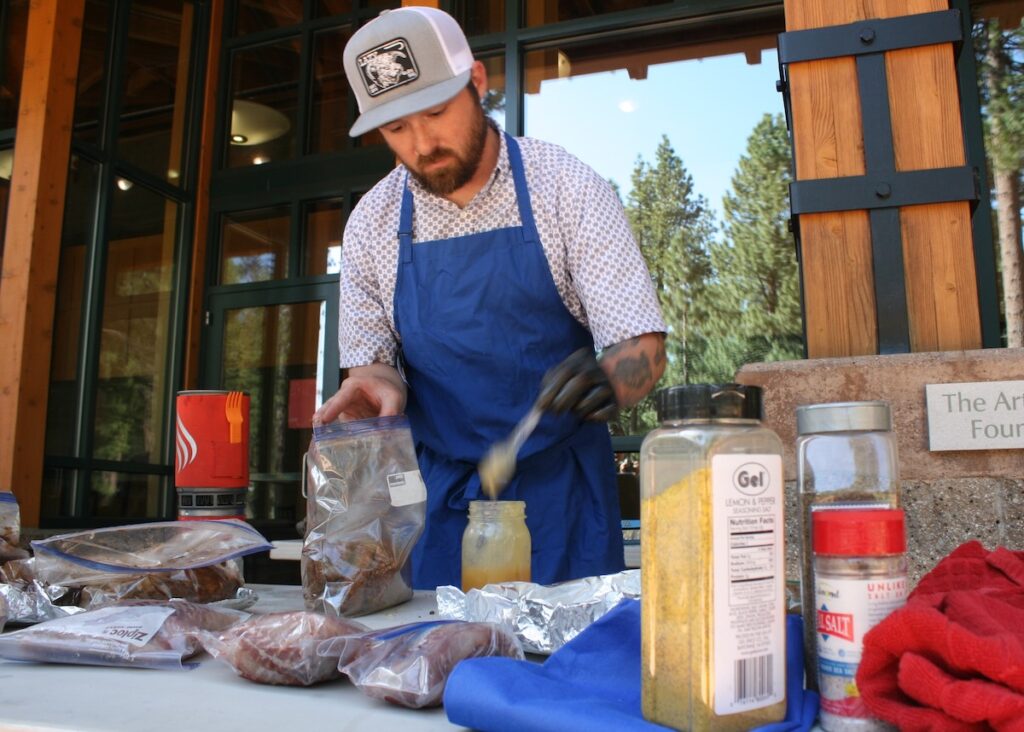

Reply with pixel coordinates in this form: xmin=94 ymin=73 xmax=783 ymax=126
xmin=317 ymin=620 xmax=523 ymax=708
xmin=203 ymin=610 xmax=368 ymax=686
xmin=0 ymin=598 xmax=246 ymax=670
xmin=31 ymin=520 xmax=272 ymax=607
xmin=0 ymin=492 xmax=29 ymax=562
xmin=302 ymin=416 xmax=426 ymax=617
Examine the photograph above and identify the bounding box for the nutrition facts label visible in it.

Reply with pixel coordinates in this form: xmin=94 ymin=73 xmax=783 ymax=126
xmin=711 ymin=453 xmax=785 ymax=715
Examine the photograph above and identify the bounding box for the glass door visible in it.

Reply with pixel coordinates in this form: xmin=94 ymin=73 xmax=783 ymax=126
xmin=203 ymin=281 xmax=339 ymax=540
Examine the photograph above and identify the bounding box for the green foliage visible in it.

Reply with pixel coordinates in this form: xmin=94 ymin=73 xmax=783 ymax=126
xmin=976 ymin=19 xmax=1024 ymax=176
xmin=614 ymin=118 xmax=802 ymax=434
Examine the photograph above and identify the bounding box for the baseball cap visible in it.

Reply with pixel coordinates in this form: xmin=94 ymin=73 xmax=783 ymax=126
xmin=343 ymin=7 xmax=474 ymax=137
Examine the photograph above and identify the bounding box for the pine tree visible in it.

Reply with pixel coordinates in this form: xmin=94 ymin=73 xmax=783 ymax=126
xmin=618 ymin=135 xmax=716 ymax=433
xmin=707 ymin=113 xmax=802 ymax=373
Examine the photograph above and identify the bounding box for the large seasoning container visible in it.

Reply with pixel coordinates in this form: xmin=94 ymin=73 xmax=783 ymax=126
xmin=640 ymin=384 xmax=786 ymax=731
xmin=813 ymin=509 xmax=907 ymax=731
xmin=796 ymin=401 xmax=900 ymax=691
xmin=461 ymin=500 xmax=531 ymax=591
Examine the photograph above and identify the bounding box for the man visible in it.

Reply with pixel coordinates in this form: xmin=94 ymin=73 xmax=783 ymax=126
xmin=314 ymin=6 xmax=667 ymax=590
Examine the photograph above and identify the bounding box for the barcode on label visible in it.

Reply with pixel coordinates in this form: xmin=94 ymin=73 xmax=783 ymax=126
xmin=734 ymin=653 xmax=773 ymax=703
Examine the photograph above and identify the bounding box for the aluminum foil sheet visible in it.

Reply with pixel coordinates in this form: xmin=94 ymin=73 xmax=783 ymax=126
xmin=436 ymin=569 xmax=640 ymax=654
xmin=0 ymin=580 xmax=85 ymax=625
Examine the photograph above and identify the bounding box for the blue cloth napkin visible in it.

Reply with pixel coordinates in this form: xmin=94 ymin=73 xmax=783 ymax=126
xmin=444 ymin=599 xmax=819 ymax=732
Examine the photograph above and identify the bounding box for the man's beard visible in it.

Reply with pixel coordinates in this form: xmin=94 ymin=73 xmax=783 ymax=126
xmin=408 ymin=104 xmax=488 ymax=196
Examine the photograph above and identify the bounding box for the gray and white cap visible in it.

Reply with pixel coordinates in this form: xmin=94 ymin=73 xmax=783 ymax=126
xmin=343 ymin=7 xmax=474 ymax=137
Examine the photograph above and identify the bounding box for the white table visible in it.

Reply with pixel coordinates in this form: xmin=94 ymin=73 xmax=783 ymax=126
xmin=0 ymin=585 xmax=466 ymax=732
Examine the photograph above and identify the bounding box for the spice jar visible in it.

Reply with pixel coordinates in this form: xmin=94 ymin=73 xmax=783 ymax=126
xmin=796 ymin=401 xmax=900 ymax=689
xmin=813 ymin=509 xmax=907 ymax=731
xmin=640 ymin=384 xmax=786 ymax=731
xmin=461 ymin=500 xmax=531 ymax=591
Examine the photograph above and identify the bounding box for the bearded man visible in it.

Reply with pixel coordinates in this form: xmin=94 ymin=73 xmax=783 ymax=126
xmin=315 ymin=6 xmax=667 ymax=589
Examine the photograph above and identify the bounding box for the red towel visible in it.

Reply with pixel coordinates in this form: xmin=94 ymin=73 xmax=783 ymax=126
xmin=857 ymin=541 xmax=1024 ymax=731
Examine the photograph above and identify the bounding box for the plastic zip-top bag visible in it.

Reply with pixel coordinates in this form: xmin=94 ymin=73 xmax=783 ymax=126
xmin=31 ymin=520 xmax=272 ymax=607
xmin=302 ymin=416 xmax=426 ymax=617
xmin=318 ymin=620 xmax=523 ymax=708
xmin=0 ymin=492 xmax=29 ymax=562
xmin=0 ymin=598 xmax=246 ymax=670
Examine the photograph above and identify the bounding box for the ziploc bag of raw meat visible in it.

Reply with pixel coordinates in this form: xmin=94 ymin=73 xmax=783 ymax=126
xmin=0 ymin=598 xmax=246 ymax=670
xmin=0 ymin=492 xmax=29 ymax=562
xmin=31 ymin=520 xmax=272 ymax=607
xmin=203 ymin=610 xmax=368 ymax=686
xmin=302 ymin=416 xmax=426 ymax=617
xmin=318 ymin=620 xmax=523 ymax=708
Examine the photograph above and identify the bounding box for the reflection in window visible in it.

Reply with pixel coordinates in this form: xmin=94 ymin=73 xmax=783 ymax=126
xmin=480 ymin=55 xmax=506 ymax=130
xmin=117 ymin=1 xmax=194 ymax=183
xmin=227 ymin=39 xmax=301 ymax=168
xmin=93 ymin=181 xmax=179 ymax=465
xmin=0 ymin=0 xmax=29 ymax=131
xmin=310 ymin=25 xmax=353 ymax=154
xmin=451 ymin=0 xmax=505 ymax=36
xmin=305 ymin=198 xmax=344 ymax=275
xmin=220 ymin=206 xmax=291 ymax=283
xmin=90 ymin=471 xmax=164 ymax=518
xmin=526 ymin=0 xmax=671 ymax=27
xmin=73 ymin=0 xmax=113 ymax=144
xmin=523 ymin=24 xmax=800 ymax=431
xmin=315 ymin=1 xmax=355 ymax=18
xmin=233 ymin=0 xmax=302 ymax=36
xmin=46 ymin=156 xmax=101 ymax=458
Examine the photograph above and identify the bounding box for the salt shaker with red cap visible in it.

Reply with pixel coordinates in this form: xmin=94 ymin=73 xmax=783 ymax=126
xmin=813 ymin=508 xmax=907 ymax=731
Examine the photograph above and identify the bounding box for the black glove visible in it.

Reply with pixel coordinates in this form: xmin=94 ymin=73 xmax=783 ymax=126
xmin=536 ymin=348 xmax=618 ymax=422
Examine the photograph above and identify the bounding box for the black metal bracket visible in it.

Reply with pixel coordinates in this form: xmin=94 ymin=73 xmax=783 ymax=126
xmin=776 ymin=9 xmax=979 ymax=354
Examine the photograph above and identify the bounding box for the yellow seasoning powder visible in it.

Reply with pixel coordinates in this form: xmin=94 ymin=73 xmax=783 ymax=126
xmin=641 ymin=467 xmax=786 ymax=731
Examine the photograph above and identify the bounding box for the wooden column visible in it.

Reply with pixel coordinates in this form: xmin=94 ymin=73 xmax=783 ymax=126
xmin=0 ymin=0 xmax=85 ymax=526
xmin=784 ymin=0 xmax=982 ymax=357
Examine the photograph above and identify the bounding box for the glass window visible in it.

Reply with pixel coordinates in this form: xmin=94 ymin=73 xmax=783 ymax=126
xmin=452 ymin=0 xmax=505 ymax=35
xmin=309 ymin=25 xmax=354 ymax=154
xmin=0 ymin=0 xmax=29 ymax=131
xmin=74 ymin=0 xmax=113 ymax=145
xmin=93 ymin=180 xmax=179 ymax=464
xmin=117 ymin=1 xmax=195 ymax=183
xmin=220 ymin=206 xmax=291 ymax=283
xmin=90 ymin=471 xmax=164 ymax=518
xmin=0 ymin=150 xmax=10 ymax=263
xmin=525 ymin=0 xmax=671 ymax=27
xmin=227 ymin=39 xmax=301 ymax=168
xmin=46 ymin=156 xmax=101 ymax=457
xmin=304 ymin=198 xmax=344 ymax=275
xmin=233 ymin=0 xmax=302 ymax=36
xmin=315 ymin=1 xmax=354 ymax=18
xmin=480 ymin=55 xmax=506 ymax=130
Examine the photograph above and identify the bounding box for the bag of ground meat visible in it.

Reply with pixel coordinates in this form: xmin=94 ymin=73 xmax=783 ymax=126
xmin=0 ymin=493 xmax=29 ymax=562
xmin=318 ymin=620 xmax=523 ymax=708
xmin=31 ymin=520 xmax=271 ymax=607
xmin=203 ymin=610 xmax=368 ymax=686
xmin=302 ymin=416 xmax=426 ymax=617
xmin=0 ymin=598 xmax=245 ymax=670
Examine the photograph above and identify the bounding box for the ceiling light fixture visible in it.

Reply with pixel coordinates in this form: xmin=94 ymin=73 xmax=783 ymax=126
xmin=230 ymin=100 xmax=290 ymax=146
xmin=116 ymin=177 xmax=133 ymax=191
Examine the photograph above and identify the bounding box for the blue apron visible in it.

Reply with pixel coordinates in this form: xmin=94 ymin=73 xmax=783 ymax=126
xmin=393 ymin=133 xmax=624 ymax=590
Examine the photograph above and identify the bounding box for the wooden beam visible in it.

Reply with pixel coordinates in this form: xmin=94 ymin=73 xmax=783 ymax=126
xmin=183 ymin=0 xmax=224 ymax=390
xmin=784 ymin=0 xmax=981 ymax=357
xmin=0 ymin=0 xmax=85 ymax=526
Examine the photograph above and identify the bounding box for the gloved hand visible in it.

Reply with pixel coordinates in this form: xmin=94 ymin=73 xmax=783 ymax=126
xmin=536 ymin=348 xmax=618 ymax=422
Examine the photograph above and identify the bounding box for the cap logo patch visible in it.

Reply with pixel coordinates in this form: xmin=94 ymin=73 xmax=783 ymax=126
xmin=356 ymin=38 xmax=419 ymax=97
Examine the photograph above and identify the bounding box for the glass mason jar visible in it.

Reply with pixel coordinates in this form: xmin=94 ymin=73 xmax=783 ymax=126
xmin=796 ymin=401 xmax=900 ymax=691
xmin=461 ymin=500 xmax=531 ymax=591
xmin=640 ymin=384 xmax=786 ymax=731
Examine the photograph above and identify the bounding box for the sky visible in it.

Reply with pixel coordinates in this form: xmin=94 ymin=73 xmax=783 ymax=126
xmin=521 ymin=48 xmax=785 ymax=226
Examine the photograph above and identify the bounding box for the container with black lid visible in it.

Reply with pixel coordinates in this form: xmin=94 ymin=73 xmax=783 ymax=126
xmin=639 ymin=384 xmax=786 ymax=731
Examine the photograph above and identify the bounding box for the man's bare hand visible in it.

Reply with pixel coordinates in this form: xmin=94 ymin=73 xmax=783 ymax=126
xmin=312 ymin=364 xmax=407 ymax=426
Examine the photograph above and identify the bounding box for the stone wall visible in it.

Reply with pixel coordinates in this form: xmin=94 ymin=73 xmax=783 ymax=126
xmin=738 ymin=348 xmax=1024 ymax=586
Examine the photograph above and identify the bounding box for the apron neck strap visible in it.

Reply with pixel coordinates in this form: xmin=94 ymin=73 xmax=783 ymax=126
xmin=398 ymin=172 xmax=414 ymax=263
xmin=504 ymin=132 xmax=540 ymax=246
